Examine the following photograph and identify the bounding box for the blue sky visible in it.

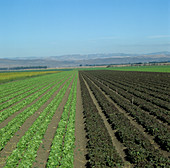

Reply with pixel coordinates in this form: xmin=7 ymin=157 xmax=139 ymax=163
xmin=0 ymin=0 xmax=169 ymax=58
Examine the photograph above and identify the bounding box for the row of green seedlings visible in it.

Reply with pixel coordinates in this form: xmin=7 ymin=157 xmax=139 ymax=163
xmin=0 ymin=74 xmax=74 ymax=151
xmin=0 ymin=73 xmax=71 ymax=123
xmin=81 ymin=73 xmax=169 ymax=167
xmin=0 ymin=72 xmax=61 ymax=98
xmin=0 ymin=76 xmax=35 ymax=96
xmin=46 ymin=73 xmax=78 ymax=167
xmin=0 ymin=72 xmax=69 ymax=105
xmin=93 ymin=74 xmax=170 ymax=124
xmin=0 ymin=76 xmax=59 ymax=111
xmin=4 ymin=73 xmax=76 ymax=167
xmin=79 ymin=74 xmax=124 ymax=167
xmin=83 ymin=72 xmax=170 ymax=152
xmin=0 ymin=73 xmax=63 ymax=104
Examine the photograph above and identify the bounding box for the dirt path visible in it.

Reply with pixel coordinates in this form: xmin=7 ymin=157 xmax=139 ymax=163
xmin=82 ymin=76 xmax=132 ymax=167
xmin=87 ymin=76 xmax=170 ymax=159
xmin=0 ymin=77 xmax=71 ymax=168
xmin=32 ymin=76 xmax=75 ymax=168
xmin=74 ymin=75 xmax=87 ymax=168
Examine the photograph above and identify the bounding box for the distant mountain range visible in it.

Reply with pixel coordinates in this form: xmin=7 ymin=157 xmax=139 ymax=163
xmin=0 ymin=51 xmax=170 ymax=68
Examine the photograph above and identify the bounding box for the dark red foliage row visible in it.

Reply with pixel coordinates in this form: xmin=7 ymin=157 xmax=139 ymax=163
xmin=79 ymin=74 xmax=123 ymax=167
xmin=93 ymin=76 xmax=170 ymax=124
xmin=81 ymin=70 xmax=170 ymax=152
xmin=79 ymin=71 xmax=169 ymax=167
xmin=86 ymin=70 xmax=170 ymax=122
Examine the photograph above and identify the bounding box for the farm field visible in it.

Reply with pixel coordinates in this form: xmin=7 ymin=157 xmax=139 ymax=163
xmin=0 ymin=70 xmax=83 ymax=168
xmin=79 ymin=70 xmax=170 ymax=167
xmin=0 ymin=71 xmax=60 ymax=84
xmin=108 ymin=65 xmax=170 ymax=73
xmin=0 ymin=69 xmax=170 ymax=167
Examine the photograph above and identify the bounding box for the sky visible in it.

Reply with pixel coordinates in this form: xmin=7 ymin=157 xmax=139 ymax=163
xmin=0 ymin=0 xmax=169 ymax=58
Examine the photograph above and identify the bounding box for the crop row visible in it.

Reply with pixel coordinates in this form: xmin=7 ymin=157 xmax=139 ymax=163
xmin=96 ymin=70 xmax=170 ymax=103
xmin=88 ymin=70 xmax=170 ymax=111
xmin=0 ymin=79 xmax=57 ymax=111
xmin=91 ymin=70 xmax=170 ymax=98
xmin=47 ymin=72 xmax=78 ymax=167
xmin=111 ymin=71 xmax=170 ymax=90
xmin=108 ymin=74 xmax=170 ymax=103
xmin=4 ymin=72 xmax=77 ymax=167
xmin=80 ymin=72 xmax=169 ymax=167
xmin=79 ymin=73 xmax=124 ymax=167
xmin=91 ymin=75 xmax=170 ymax=124
xmin=0 ymin=72 xmax=62 ymax=98
xmin=117 ymin=71 xmax=170 ymax=94
xmin=103 ymin=72 xmax=170 ymax=110
xmin=81 ymin=71 xmax=170 ymax=152
xmin=0 ymin=71 xmax=59 ymax=84
xmin=0 ymin=73 xmax=74 ymax=151
xmin=0 ymin=73 xmax=60 ymax=104
xmin=0 ymin=72 xmax=73 ymax=124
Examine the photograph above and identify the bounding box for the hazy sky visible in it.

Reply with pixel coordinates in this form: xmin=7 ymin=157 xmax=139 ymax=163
xmin=0 ymin=0 xmax=169 ymax=58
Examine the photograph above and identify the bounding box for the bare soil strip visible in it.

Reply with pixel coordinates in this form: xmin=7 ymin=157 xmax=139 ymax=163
xmin=87 ymin=76 xmax=170 ymax=158
xmin=32 ymin=76 xmax=75 ymax=168
xmin=74 ymin=75 xmax=87 ymax=168
xmin=82 ymin=76 xmax=132 ymax=167
xmin=0 ymin=77 xmax=71 ymax=168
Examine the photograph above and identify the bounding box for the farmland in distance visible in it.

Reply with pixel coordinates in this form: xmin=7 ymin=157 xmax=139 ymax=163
xmin=0 ymin=69 xmax=169 ymax=167
xmin=108 ymin=65 xmax=170 ymax=73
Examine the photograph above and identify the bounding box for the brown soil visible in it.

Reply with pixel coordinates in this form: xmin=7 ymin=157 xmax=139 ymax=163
xmin=87 ymin=76 xmax=170 ymax=159
xmin=74 ymin=75 xmax=87 ymax=168
xmin=0 ymin=77 xmax=71 ymax=168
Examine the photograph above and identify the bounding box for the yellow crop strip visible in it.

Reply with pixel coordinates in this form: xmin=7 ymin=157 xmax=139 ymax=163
xmin=0 ymin=71 xmax=60 ymax=82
